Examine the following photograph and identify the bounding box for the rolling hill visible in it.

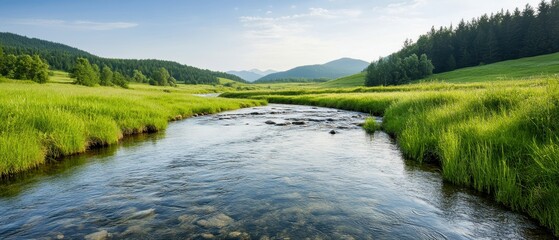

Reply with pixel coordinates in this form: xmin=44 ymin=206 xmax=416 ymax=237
xmin=226 ymin=69 xmax=277 ymax=82
xmin=0 ymin=32 xmax=246 ymax=84
xmin=322 ymin=52 xmax=559 ymax=87
xmin=255 ymin=58 xmax=368 ymax=83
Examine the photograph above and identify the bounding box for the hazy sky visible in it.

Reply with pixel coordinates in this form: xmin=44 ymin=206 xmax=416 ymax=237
xmin=0 ymin=0 xmax=541 ymax=71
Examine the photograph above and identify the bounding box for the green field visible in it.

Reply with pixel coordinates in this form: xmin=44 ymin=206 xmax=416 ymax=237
xmin=322 ymin=52 xmax=559 ymax=88
xmin=2 ymin=52 xmax=559 ymax=235
xmin=0 ymin=77 xmax=265 ymax=176
xmin=49 ymin=70 xmax=74 ymax=83
xmin=320 ymin=72 xmax=366 ymax=88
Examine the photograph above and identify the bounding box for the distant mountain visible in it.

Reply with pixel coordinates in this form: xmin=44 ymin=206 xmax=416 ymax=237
xmin=0 ymin=32 xmax=246 ymax=84
xmin=255 ymin=58 xmax=369 ymax=83
xmin=227 ymin=69 xmax=277 ymax=82
xmin=249 ymin=69 xmax=277 ymax=76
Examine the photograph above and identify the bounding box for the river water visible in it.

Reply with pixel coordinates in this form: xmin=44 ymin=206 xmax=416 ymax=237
xmin=0 ymin=104 xmax=552 ymax=239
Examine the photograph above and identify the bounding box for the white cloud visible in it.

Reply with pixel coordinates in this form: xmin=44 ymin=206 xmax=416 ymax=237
xmin=12 ymin=19 xmax=138 ymax=30
xmin=237 ymin=7 xmax=366 ymax=69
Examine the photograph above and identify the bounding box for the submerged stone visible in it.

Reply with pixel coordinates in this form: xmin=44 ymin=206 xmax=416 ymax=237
xmin=196 ymin=213 xmax=234 ymax=228
xmin=178 ymin=214 xmax=198 ymax=223
xmin=128 ymin=208 xmax=155 ymax=220
xmin=84 ymin=230 xmax=109 ymax=240
xmin=329 ymin=130 xmax=337 ymax=134
xmin=201 ymin=233 xmax=215 ymax=239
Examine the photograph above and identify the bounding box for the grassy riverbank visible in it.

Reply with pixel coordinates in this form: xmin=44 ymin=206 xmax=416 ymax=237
xmin=0 ymin=78 xmax=266 ymax=176
xmin=222 ymin=77 xmax=559 ymax=235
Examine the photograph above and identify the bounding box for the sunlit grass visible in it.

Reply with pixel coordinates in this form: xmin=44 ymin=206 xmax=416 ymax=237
xmin=49 ymin=70 xmax=74 ymax=84
xmin=223 ymin=77 xmax=559 ymax=235
xmin=320 ymin=72 xmax=366 ymax=88
xmin=0 ymin=79 xmax=266 ymax=176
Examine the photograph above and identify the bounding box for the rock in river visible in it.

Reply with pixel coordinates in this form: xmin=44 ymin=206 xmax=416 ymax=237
xmin=84 ymin=230 xmax=109 ymax=240
xmin=265 ymin=120 xmax=276 ymax=125
xmin=196 ymin=213 xmax=234 ymax=228
xmin=128 ymin=208 xmax=155 ymax=220
xmin=291 ymin=121 xmax=305 ymax=125
xmin=201 ymin=233 xmax=216 ymax=239
xmin=329 ymin=130 xmax=337 ymax=134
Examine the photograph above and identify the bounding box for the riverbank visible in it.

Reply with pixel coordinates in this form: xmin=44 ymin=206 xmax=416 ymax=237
xmin=0 ymin=79 xmax=266 ymax=177
xmin=1 ymin=104 xmax=550 ymax=239
xmin=221 ymin=78 xmax=559 ymax=235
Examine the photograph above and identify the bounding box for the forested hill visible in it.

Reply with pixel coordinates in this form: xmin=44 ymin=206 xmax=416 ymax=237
xmin=255 ymin=58 xmax=369 ymax=83
xmin=0 ymin=32 xmax=246 ymax=84
xmin=395 ymin=0 xmax=559 ymax=74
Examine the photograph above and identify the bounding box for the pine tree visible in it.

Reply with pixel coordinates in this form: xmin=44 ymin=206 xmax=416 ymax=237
xmin=551 ymin=0 xmax=559 ymax=52
xmin=447 ymin=54 xmax=457 ymax=71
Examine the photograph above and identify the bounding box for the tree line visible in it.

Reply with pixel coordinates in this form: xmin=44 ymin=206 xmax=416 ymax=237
xmin=0 ymin=45 xmax=49 ymax=83
xmin=71 ymin=57 xmax=178 ymax=88
xmin=0 ymin=32 xmax=247 ymax=84
xmin=365 ymin=0 xmax=558 ymax=86
xmin=396 ymin=0 xmax=559 ymax=74
xmin=365 ymin=54 xmax=434 ymax=86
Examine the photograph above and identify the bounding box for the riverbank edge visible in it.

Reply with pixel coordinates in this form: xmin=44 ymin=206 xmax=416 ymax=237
xmin=0 ymin=99 xmax=268 ymax=179
xmin=220 ymin=87 xmax=559 ymax=236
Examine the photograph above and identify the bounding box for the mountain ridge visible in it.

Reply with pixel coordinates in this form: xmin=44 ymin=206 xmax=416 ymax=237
xmin=0 ymin=32 xmax=246 ymax=84
xmin=227 ymin=69 xmax=278 ymax=82
xmin=255 ymin=58 xmax=369 ymax=83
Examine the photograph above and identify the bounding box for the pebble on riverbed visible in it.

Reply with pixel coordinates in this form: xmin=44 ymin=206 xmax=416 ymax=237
xmin=127 ymin=208 xmax=156 ymax=220
xmin=196 ymin=213 xmax=234 ymax=228
xmin=84 ymin=230 xmax=109 ymax=240
xmin=227 ymin=231 xmax=250 ymax=240
xmin=201 ymin=233 xmax=216 ymax=239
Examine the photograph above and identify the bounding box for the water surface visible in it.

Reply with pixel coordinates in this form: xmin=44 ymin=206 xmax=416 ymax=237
xmin=0 ymin=104 xmax=552 ymax=239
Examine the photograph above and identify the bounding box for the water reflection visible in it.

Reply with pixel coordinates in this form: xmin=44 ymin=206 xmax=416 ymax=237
xmin=0 ymin=104 xmax=553 ymax=239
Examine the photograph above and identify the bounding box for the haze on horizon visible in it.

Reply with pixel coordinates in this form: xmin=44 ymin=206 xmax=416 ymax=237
xmin=0 ymin=0 xmax=541 ymax=72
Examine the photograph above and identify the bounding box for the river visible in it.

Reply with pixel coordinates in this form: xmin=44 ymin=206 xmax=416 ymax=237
xmin=0 ymin=104 xmax=552 ymax=239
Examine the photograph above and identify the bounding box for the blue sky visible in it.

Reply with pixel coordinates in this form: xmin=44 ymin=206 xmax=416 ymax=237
xmin=0 ymin=0 xmax=541 ymax=71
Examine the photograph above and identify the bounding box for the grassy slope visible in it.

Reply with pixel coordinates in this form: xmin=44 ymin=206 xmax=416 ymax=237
xmin=0 ymin=77 xmax=266 ymax=176
xmin=322 ymin=52 xmax=559 ymax=87
xmin=426 ymin=52 xmax=559 ymax=82
xmin=320 ymin=72 xmax=366 ymax=88
xmin=222 ymin=77 xmax=559 ymax=235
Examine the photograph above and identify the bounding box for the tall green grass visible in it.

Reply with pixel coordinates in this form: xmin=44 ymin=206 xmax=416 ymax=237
xmin=0 ymin=79 xmax=265 ymax=176
xmin=223 ymin=77 xmax=559 ymax=235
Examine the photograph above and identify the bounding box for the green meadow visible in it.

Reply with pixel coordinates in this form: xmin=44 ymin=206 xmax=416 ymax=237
xmin=1 ymin=53 xmax=559 ymax=235
xmin=321 ymin=52 xmax=559 ymax=88
xmin=0 ymin=77 xmax=265 ymax=176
